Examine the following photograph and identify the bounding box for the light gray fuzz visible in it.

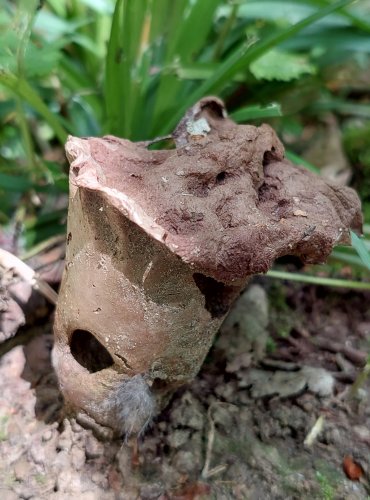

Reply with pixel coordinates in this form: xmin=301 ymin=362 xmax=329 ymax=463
xmin=106 ymin=374 xmax=156 ymax=437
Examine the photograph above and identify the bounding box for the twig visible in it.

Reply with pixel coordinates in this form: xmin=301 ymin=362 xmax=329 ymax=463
xmin=201 ymin=407 xmax=216 ymax=479
xmin=311 ymin=337 xmax=367 ymax=366
xmin=201 ymin=403 xmax=233 ymax=479
xmin=348 ymin=361 xmax=370 ymax=400
xmin=304 ymin=415 xmax=325 ymax=447
xmin=20 ymin=234 xmax=65 ymax=261
xmin=0 ymin=248 xmax=58 ymax=305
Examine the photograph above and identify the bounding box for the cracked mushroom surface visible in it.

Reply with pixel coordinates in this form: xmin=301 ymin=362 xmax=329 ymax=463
xmin=53 ymin=97 xmax=362 ymax=435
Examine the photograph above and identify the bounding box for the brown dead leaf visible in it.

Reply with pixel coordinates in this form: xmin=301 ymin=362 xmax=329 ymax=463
xmin=343 ymin=455 xmax=363 ymax=481
xmin=171 ymin=482 xmax=211 ymax=500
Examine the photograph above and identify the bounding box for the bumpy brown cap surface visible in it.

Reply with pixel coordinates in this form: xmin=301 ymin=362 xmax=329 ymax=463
xmin=66 ymin=97 xmax=362 ymax=285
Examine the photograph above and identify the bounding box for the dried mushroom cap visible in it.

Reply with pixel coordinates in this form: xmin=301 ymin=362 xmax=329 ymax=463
xmin=66 ymin=97 xmax=362 ymax=285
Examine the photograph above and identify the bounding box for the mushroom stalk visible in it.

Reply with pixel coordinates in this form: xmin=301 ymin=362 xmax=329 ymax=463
xmin=53 ymin=97 xmax=362 ymax=436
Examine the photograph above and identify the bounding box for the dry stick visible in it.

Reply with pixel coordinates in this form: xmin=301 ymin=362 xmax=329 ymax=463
xmin=311 ymin=337 xmax=367 ymax=366
xmin=304 ymin=415 xmax=325 ymax=447
xmin=201 ymin=403 xmax=232 ymax=479
xmin=0 ymin=248 xmax=58 ymax=305
xmin=201 ymin=407 xmax=216 ymax=479
xmin=20 ymin=234 xmax=65 ymax=261
xmin=349 ymin=361 xmax=370 ymax=399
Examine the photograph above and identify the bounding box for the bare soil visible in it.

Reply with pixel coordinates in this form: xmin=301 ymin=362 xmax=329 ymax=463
xmin=0 ymin=278 xmax=369 ymax=499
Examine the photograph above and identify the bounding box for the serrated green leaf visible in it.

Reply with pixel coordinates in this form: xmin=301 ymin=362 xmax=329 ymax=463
xmin=250 ymin=49 xmax=316 ymax=81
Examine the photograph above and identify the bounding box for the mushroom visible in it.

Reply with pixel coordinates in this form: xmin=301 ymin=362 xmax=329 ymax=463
xmin=53 ymin=97 xmax=362 ymax=437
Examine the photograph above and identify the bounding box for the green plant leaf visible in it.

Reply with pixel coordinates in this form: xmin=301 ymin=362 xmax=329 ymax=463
xmin=267 ymin=269 xmax=370 ymax=290
xmin=161 ymin=0 xmax=356 ymax=134
xmin=79 ymin=0 xmax=114 ymax=14
xmin=250 ymin=49 xmax=316 ymax=81
xmin=351 ymin=231 xmax=370 ymax=271
xmin=309 ymin=98 xmax=370 ymax=118
xmin=285 ymin=150 xmax=320 ymax=173
xmin=0 ymin=173 xmax=33 ymax=192
xmin=0 ymin=71 xmax=68 ymax=143
xmin=231 ymin=102 xmax=282 ymax=121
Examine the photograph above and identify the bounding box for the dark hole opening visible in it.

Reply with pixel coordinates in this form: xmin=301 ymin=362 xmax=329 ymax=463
xmin=200 ymin=100 xmax=225 ymax=118
xmin=262 ymin=150 xmax=276 ymax=167
xmin=193 ymin=273 xmax=239 ymax=319
xmin=70 ymin=329 xmax=114 ymax=373
xmin=216 ymin=171 xmax=227 ymax=184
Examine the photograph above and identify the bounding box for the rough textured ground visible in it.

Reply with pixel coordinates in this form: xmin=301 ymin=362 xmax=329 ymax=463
xmin=0 ymin=278 xmax=369 ymax=499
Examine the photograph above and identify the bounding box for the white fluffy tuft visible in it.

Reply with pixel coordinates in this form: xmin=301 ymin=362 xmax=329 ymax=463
xmin=106 ymin=374 xmax=156 ymax=437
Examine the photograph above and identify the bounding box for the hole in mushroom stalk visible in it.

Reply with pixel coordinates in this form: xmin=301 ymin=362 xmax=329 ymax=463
xmin=70 ymin=329 xmax=114 ymax=373
xmin=262 ymin=149 xmax=277 ymax=168
xmin=216 ymin=171 xmax=227 ymax=184
xmin=193 ymin=273 xmax=239 ymax=319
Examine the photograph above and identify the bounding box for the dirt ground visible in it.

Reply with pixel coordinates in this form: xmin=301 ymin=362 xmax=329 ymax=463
xmin=0 ymin=277 xmax=369 ymax=499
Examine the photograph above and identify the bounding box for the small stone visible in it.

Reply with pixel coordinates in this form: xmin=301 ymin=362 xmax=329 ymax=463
xmin=173 ymin=450 xmax=199 ymax=474
xmin=353 ymin=425 xmax=370 ymax=442
xmin=140 ymin=482 xmax=165 ymax=499
xmin=42 ymin=429 xmax=53 ymax=442
xmin=171 ymin=393 xmax=204 ymax=431
xmin=91 ymin=471 xmax=105 ymax=486
xmin=248 ymin=369 xmax=307 ymax=399
xmin=13 ymin=458 xmax=32 ymax=481
xmin=0 ymin=489 xmax=19 ymax=500
xmin=294 ymin=210 xmax=308 ymax=217
xmin=167 ymin=429 xmax=190 ymax=449
xmin=302 ymin=366 xmax=334 ymax=397
xmin=71 ymin=447 xmax=86 ymax=470
xmin=85 ymin=436 xmax=104 ymax=460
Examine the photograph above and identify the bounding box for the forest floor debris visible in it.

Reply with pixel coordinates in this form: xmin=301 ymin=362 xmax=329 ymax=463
xmin=0 ymin=278 xmax=369 ymax=499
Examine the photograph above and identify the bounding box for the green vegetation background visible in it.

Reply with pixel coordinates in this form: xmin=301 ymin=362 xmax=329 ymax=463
xmin=1 ymin=0 xmax=370 ymax=288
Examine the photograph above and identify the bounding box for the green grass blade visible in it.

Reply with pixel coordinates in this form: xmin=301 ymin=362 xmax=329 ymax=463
xmin=285 ymin=150 xmax=320 ymax=174
xmin=105 ymin=0 xmax=125 ymax=135
xmin=267 ymin=269 xmax=370 ymax=290
xmin=105 ymin=0 xmax=149 ymax=137
xmin=151 ymin=0 xmax=222 ymax=137
xmin=299 ymin=0 xmax=370 ymax=33
xmin=309 ymin=98 xmax=370 ymax=118
xmin=330 ymin=250 xmax=364 ymax=268
xmin=351 ymin=231 xmax=370 ymax=271
xmin=174 ymin=0 xmax=223 ymax=63
xmin=0 ymin=71 xmax=68 ymax=143
xmin=231 ymin=103 xmax=282 ymax=121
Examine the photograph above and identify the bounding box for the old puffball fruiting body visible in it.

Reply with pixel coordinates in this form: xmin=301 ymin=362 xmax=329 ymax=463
xmin=53 ymin=97 xmax=362 ymax=436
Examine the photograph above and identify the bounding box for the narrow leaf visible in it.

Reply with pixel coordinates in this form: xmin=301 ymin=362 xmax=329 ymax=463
xmin=267 ymin=269 xmax=370 ymax=290
xmin=231 ymin=103 xmax=282 ymax=121
xmin=285 ymin=150 xmax=320 ymax=174
xmin=351 ymin=231 xmax=370 ymax=271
